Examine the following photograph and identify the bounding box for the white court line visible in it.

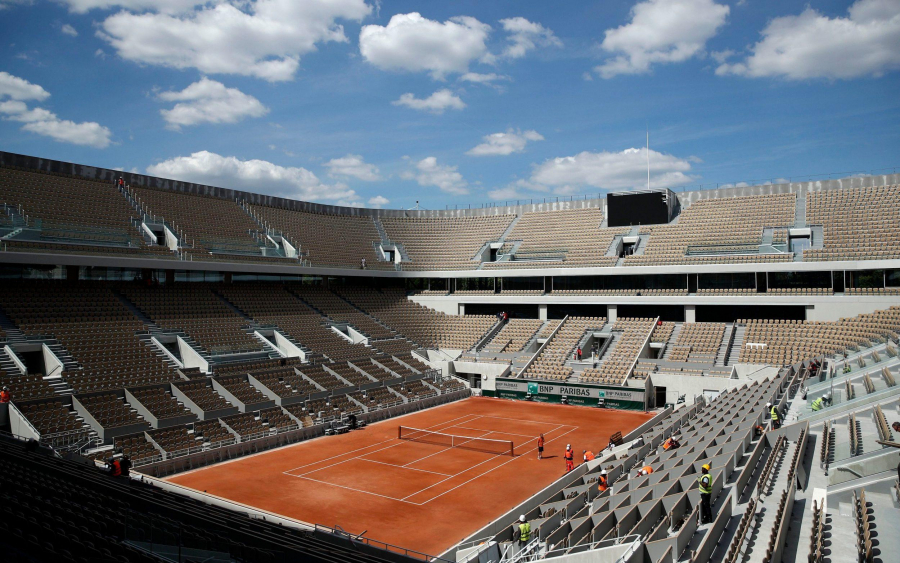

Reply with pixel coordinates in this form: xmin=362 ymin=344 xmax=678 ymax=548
xmin=413 ymin=425 xmax=579 ymax=506
xmin=449 ymin=426 xmax=542 ymax=439
xmin=353 ymin=457 xmax=452 ymax=477
xmin=281 ymin=412 xmax=482 ymax=475
xmin=399 ymin=423 xmax=568 ymax=502
xmin=291 ymin=475 xmax=418 ymax=504
xmin=283 ymin=413 xmax=581 ymax=507
xmin=400 ymin=426 xmax=498 ymax=468
xmin=477 ymin=414 xmax=579 ymax=427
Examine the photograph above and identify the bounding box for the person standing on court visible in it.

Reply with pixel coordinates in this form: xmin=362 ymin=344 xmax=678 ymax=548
xmin=516 ymin=515 xmax=531 ymax=549
xmin=564 ymin=444 xmax=574 ymax=472
xmin=537 ymin=433 xmax=545 ymax=460
xmin=699 ymin=463 xmax=713 ymax=525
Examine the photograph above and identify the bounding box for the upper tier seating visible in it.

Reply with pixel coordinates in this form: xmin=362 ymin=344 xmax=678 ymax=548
xmin=0 ymin=282 xmax=176 ymax=394
xmin=625 ymin=193 xmax=797 ymax=266
xmin=0 ymin=168 xmax=136 ymax=242
xmin=173 ymin=380 xmax=234 ymax=412
xmin=483 ymin=208 xmax=625 ymax=269
xmin=247 ymin=204 xmax=388 ymax=269
xmin=132 ymin=186 xmax=291 ymax=262
xmin=805 ymin=185 xmax=900 ymax=261
xmin=120 ymin=284 xmax=263 ymax=355
xmin=381 ymin=215 xmax=514 ymax=270
xmin=336 ymin=287 xmax=495 ymax=350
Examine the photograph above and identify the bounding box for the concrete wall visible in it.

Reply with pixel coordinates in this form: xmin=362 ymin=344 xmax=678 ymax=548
xmin=177 ymin=337 xmax=209 ymax=373
xmin=41 ymin=343 xmax=64 ymax=378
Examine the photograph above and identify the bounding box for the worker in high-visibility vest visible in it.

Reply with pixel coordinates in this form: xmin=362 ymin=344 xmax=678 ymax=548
xmin=582 ymin=449 xmax=595 ymax=463
xmin=698 ymin=464 xmax=713 ymax=524
xmin=768 ymin=402 xmax=780 ymax=429
xmin=597 ymin=469 xmax=609 ymax=493
xmin=636 ymin=465 xmax=653 ymax=477
xmin=564 ymin=444 xmax=574 ymax=472
xmin=516 ymin=515 xmax=531 ymax=547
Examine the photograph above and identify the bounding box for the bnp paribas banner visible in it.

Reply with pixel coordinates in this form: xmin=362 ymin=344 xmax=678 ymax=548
xmin=486 ymin=378 xmax=646 ymax=410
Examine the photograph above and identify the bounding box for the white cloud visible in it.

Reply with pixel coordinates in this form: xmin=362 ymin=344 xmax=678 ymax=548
xmin=146 ymin=150 xmax=362 ymax=204
xmin=716 ymin=0 xmax=900 ymax=79
xmin=487 ymin=185 xmax=528 ymax=201
xmin=94 ymin=48 xmax=107 ymax=59
xmin=499 ymin=17 xmax=561 ymax=59
xmin=325 ymin=154 xmax=382 ymax=182
xmin=360 ymin=12 xmax=491 ymax=79
xmin=596 ymin=0 xmax=729 ymax=78
xmin=157 ymin=77 xmax=268 ymax=129
xmin=530 ymin=147 xmax=695 ymax=191
xmin=60 ymin=23 xmax=78 ymax=37
xmin=460 ymin=72 xmax=508 ymax=84
xmin=96 ymin=0 xmax=371 ymax=82
xmin=392 ymin=89 xmax=465 ymax=114
xmin=57 ymin=0 xmax=207 ymax=13
xmin=0 ymin=73 xmax=112 ymax=148
xmin=403 ymin=156 xmax=468 ymax=195
xmin=368 ymin=195 xmax=389 ymax=208
xmin=466 ymin=129 xmax=544 ymax=157
xmin=0 ymin=0 xmax=32 ymax=9
xmin=0 ymin=71 xmax=50 ymax=101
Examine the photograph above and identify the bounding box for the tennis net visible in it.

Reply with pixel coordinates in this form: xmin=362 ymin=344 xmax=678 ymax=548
xmin=398 ymin=426 xmax=514 ymax=456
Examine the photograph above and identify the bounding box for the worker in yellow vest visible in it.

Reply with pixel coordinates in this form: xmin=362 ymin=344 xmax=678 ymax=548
xmin=768 ymin=402 xmax=780 ymax=429
xmin=699 ymin=464 xmax=713 ymax=524
xmin=516 ymin=515 xmax=531 ymax=548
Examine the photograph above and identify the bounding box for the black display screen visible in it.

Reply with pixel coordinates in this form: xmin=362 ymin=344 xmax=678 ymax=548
xmin=606 ymin=191 xmax=669 ymax=227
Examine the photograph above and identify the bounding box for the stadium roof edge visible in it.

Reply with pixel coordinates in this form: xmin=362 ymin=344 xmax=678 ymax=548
xmin=2 ymin=150 xmax=899 ymax=219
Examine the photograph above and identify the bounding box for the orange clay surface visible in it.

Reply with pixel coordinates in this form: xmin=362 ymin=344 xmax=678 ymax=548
xmin=166 ymin=397 xmax=654 ymax=556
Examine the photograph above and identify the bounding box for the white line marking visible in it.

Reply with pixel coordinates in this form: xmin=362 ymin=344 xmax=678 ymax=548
xmin=400 ymin=423 xmax=569 ymax=502
xmin=291 ymin=475 xmax=419 ymax=504
xmin=414 ymin=425 xmax=580 ymax=505
xmin=354 ymin=457 xmax=452 ymax=477
xmin=281 ymin=413 xmax=482 ymax=474
xmin=449 ymin=426 xmax=540 ymax=439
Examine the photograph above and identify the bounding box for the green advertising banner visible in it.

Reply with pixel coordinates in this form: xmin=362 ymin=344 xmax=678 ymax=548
xmin=484 ymin=378 xmax=646 ymax=410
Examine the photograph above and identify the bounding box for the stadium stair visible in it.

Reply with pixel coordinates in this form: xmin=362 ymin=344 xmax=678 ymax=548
xmin=795 ymin=194 xmax=807 ymax=228
xmin=726 ymin=325 xmax=745 ymax=365
xmin=715 ymin=324 xmax=734 ymax=365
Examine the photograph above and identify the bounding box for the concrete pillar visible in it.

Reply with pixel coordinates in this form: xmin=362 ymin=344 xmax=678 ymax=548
xmin=458 ymin=303 xmax=465 ymax=316
xmin=538 ymin=304 xmax=548 ymax=321
xmin=685 ymin=305 xmax=696 ymax=323
xmin=607 ymin=304 xmax=617 ymax=323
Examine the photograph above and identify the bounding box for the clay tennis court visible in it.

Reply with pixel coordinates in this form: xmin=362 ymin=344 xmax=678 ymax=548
xmin=166 ymin=397 xmax=653 ymax=556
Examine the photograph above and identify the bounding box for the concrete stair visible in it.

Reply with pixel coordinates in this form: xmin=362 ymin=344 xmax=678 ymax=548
xmin=726 ymin=325 xmax=745 ymax=365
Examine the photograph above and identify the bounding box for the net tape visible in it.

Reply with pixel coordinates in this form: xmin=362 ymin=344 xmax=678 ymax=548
xmin=398 ymin=426 xmax=514 ymax=456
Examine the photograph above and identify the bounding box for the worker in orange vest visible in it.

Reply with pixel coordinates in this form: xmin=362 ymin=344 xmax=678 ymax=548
xmin=636 ymin=465 xmax=653 ymax=477
xmin=0 ymin=386 xmax=10 ymax=403
xmin=597 ymin=469 xmax=609 ymax=493
xmin=564 ymin=444 xmax=574 ymax=472
xmin=537 ymin=434 xmax=545 ymax=460
xmin=663 ymin=436 xmax=680 ymax=451
xmin=583 ymin=450 xmax=595 ymax=463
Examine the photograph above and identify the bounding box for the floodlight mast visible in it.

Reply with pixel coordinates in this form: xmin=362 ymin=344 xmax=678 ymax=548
xmin=647 ymin=128 xmax=650 ymax=190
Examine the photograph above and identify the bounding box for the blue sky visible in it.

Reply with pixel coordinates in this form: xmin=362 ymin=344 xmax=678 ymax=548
xmin=1 ymin=0 xmax=899 ymax=210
